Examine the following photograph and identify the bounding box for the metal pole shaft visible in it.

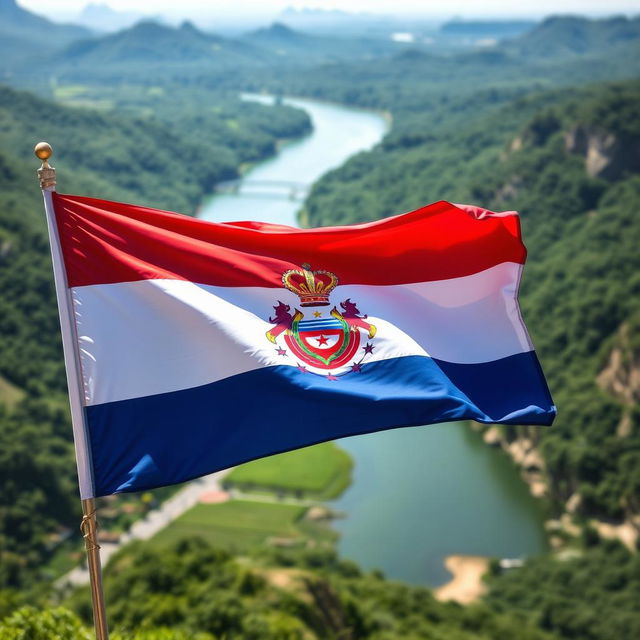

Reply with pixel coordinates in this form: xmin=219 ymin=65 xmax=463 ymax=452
xmin=81 ymin=498 xmax=110 ymax=640
xmin=34 ymin=143 xmax=109 ymax=639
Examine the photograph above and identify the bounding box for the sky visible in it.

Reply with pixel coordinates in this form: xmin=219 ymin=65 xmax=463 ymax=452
xmin=18 ymin=0 xmax=640 ymax=21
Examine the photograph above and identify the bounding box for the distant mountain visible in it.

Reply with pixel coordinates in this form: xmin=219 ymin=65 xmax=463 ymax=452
xmin=248 ymin=22 xmax=320 ymax=49
xmin=242 ymin=22 xmax=404 ymax=62
xmin=0 ymin=0 xmax=91 ymax=71
xmin=278 ymin=6 xmax=386 ymax=32
xmin=0 ymin=0 xmax=90 ymax=43
xmin=440 ymin=20 xmax=536 ymax=39
xmin=508 ymin=14 xmax=640 ymax=58
xmin=76 ymin=2 xmax=148 ymax=33
xmin=11 ymin=16 xmax=409 ymax=86
xmin=55 ymin=20 xmax=262 ymax=71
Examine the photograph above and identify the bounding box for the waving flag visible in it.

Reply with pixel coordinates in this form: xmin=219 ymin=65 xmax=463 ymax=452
xmin=48 ymin=193 xmax=555 ymax=497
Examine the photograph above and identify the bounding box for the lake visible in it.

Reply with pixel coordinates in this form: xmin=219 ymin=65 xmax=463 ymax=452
xmin=199 ymin=95 xmax=547 ymax=587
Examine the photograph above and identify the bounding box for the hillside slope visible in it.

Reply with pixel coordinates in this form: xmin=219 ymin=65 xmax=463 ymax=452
xmin=0 ymin=0 xmax=90 ymax=71
xmin=304 ymin=79 xmax=640 ymax=523
xmin=3 ymin=539 xmax=562 ymax=640
xmin=56 ymin=20 xmax=261 ymax=67
xmin=300 ymin=76 xmax=640 ymax=640
xmin=0 ymin=83 xmax=309 ymax=590
xmin=507 ymin=15 xmax=640 ymax=58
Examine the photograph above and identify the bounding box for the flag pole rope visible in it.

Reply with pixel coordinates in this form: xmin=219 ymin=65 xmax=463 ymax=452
xmin=80 ymin=503 xmax=101 ymax=552
xmin=81 ymin=498 xmax=109 ymax=640
xmin=34 ymin=142 xmax=110 ymax=640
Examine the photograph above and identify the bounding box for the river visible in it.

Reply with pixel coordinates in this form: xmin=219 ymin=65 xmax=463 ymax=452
xmin=199 ymin=95 xmax=547 ymax=587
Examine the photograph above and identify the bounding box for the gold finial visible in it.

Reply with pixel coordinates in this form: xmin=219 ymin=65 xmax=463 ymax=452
xmin=34 ymin=141 xmax=56 ymax=190
xmin=34 ymin=141 xmax=52 ymax=161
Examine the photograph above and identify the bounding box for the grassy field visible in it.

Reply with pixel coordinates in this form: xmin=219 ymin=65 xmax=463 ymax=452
xmin=148 ymin=500 xmax=309 ymax=553
xmin=224 ymin=442 xmax=353 ymax=499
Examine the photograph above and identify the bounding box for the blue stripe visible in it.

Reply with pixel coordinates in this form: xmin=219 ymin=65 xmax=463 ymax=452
xmin=86 ymin=353 xmax=555 ymax=496
xmin=298 ymin=320 xmax=343 ymax=330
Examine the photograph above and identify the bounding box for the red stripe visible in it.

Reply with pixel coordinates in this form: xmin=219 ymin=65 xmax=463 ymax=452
xmin=52 ymin=193 xmax=526 ymax=289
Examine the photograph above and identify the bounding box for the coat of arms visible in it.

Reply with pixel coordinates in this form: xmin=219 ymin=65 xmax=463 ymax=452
xmin=266 ymin=263 xmax=377 ymax=379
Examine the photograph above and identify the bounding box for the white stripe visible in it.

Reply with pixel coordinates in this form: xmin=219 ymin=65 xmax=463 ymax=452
xmin=73 ymin=262 xmax=532 ymax=406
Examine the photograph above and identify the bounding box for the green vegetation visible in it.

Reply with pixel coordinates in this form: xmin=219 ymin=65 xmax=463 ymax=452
xmin=0 ymin=0 xmax=90 ymax=73
xmin=0 ymin=606 xmax=95 ymax=640
xmin=149 ymin=501 xmax=308 ymax=553
xmin=18 ymin=538 xmax=558 ymax=639
xmin=0 ymin=605 xmax=214 ymax=639
xmin=486 ymin=539 xmax=640 ymax=640
xmin=505 ymin=15 xmax=640 ymax=59
xmin=0 ymin=81 xmax=310 ymax=591
xmin=150 ymin=445 xmax=351 ymax=560
xmin=225 ymin=443 xmax=353 ymax=499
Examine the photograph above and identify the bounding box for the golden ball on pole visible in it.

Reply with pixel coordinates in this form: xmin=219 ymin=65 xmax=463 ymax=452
xmin=34 ymin=141 xmax=56 ymax=189
xmin=34 ymin=141 xmax=53 ymax=161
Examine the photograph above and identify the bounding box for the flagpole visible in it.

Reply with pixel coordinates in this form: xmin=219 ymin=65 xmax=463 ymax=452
xmin=34 ymin=142 xmax=110 ymax=640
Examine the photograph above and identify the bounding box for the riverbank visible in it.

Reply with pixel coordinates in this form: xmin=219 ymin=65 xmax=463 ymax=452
xmin=242 ymin=91 xmax=393 ymax=129
xmin=480 ymin=425 xmax=639 ymax=551
xmin=434 ymin=555 xmax=490 ymax=605
xmin=481 ymin=426 xmax=547 ymax=498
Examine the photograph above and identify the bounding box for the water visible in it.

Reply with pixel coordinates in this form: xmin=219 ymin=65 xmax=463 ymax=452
xmin=200 ymin=94 xmax=388 ymax=226
xmin=331 ymin=425 xmax=547 ymax=586
xmin=199 ymin=95 xmax=547 ymax=587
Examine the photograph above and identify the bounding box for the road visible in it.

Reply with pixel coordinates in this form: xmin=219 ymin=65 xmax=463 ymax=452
xmin=57 ymin=469 xmax=231 ymax=588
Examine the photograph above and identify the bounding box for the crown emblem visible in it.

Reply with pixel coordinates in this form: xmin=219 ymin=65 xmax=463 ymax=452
xmin=282 ymin=263 xmax=338 ymax=307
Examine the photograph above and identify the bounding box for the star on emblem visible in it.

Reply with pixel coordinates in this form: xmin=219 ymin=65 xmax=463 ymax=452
xmin=327 ymin=374 xmax=339 ymax=381
xmin=351 ymin=363 xmax=362 ymax=373
xmin=363 ymin=343 xmax=375 ymax=354
xmin=316 ymin=335 xmax=329 ymax=345
xmin=297 ymin=364 xmax=308 ymax=373
xmin=313 ymin=311 xmax=322 ymax=318
xmin=276 ymin=347 xmax=287 ymax=356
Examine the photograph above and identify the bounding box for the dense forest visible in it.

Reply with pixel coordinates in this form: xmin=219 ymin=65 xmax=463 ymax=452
xmin=1 ymin=3 xmax=640 ymax=638
xmin=4 ymin=540 xmax=562 ymax=640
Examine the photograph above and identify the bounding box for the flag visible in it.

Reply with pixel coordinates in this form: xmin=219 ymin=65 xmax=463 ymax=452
xmin=49 ymin=193 xmax=555 ymax=497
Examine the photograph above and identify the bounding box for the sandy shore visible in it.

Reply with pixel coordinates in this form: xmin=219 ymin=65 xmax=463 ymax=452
xmin=434 ymin=555 xmax=490 ymax=605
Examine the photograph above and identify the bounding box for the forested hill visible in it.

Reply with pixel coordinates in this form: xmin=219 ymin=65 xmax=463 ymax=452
xmin=251 ymin=14 xmax=640 ymax=112
xmin=0 ymin=83 xmax=310 ymax=590
xmin=55 ymin=20 xmax=261 ymax=69
xmin=506 ymin=14 xmax=640 ymax=58
xmin=240 ymin=22 xmax=403 ymax=62
xmin=478 ymin=83 xmax=640 ymax=519
xmin=0 ymin=0 xmax=90 ymax=55
xmin=4 ymin=539 xmax=563 ymax=640
xmin=297 ymin=78 xmax=640 ymax=640
xmin=303 ymin=79 xmax=640 ymax=522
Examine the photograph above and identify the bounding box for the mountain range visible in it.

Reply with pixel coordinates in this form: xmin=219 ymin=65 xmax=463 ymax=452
xmin=0 ymin=0 xmax=91 ymax=69
xmin=507 ymin=14 xmax=640 ymax=58
xmin=3 ymin=1 xmax=640 ymax=89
